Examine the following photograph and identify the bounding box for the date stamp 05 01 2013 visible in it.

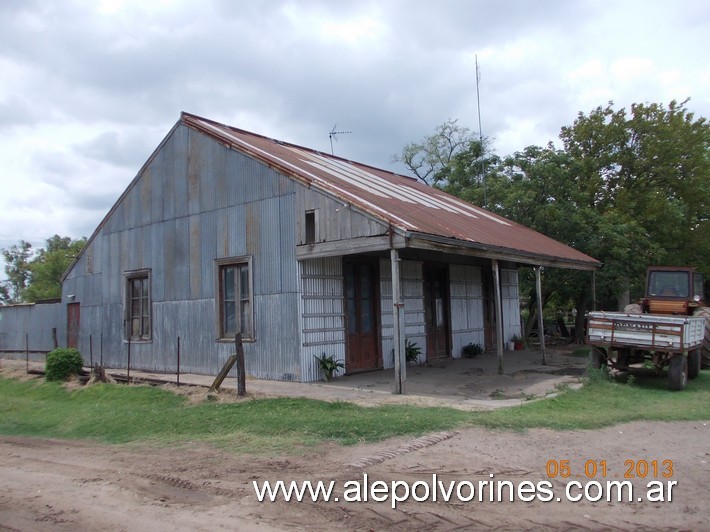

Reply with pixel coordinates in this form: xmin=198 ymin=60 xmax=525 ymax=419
xmin=546 ymin=459 xmax=673 ymax=480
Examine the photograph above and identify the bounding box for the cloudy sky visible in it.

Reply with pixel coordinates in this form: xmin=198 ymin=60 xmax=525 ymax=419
xmin=1 ymin=0 xmax=708 ymax=256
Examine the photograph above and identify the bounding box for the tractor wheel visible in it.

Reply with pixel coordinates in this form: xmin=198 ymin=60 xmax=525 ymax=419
xmin=668 ymin=355 xmax=688 ymax=391
xmin=692 ymin=307 xmax=710 ymax=369
xmin=688 ymin=349 xmax=701 ymax=380
xmin=589 ymin=347 xmax=606 ymax=369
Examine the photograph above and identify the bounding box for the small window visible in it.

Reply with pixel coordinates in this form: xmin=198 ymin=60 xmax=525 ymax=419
xmin=305 ymin=210 xmax=316 ymax=244
xmin=125 ymin=271 xmax=151 ymax=340
xmin=218 ymin=258 xmax=253 ymax=339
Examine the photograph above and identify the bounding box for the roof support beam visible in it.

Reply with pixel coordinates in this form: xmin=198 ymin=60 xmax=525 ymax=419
xmin=492 ymin=259 xmax=504 ymax=375
xmin=391 ymin=248 xmax=406 ymax=394
xmin=535 ymin=266 xmax=547 ymax=365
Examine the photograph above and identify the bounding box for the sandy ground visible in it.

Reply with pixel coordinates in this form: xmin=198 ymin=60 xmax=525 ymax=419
xmin=1 ymin=424 xmax=708 ymax=530
xmin=1 ymin=360 xmax=708 ymax=530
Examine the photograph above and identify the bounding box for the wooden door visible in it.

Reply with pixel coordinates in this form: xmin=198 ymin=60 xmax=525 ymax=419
xmin=344 ymin=260 xmax=380 ymax=372
xmin=424 ymin=265 xmax=450 ymax=359
xmin=67 ymin=302 xmax=80 ymax=349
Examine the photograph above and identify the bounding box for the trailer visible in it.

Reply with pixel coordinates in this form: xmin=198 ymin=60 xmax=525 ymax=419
xmin=586 ymin=311 xmax=704 ymax=390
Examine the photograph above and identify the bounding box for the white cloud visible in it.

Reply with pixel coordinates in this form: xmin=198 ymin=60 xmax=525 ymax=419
xmin=0 ymin=0 xmax=707 ymax=263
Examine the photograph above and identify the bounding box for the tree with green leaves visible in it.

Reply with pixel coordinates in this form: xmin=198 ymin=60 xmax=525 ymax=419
xmin=393 ymin=119 xmax=493 ymax=188
xmin=1 ymin=235 xmax=86 ymax=304
xmin=1 ymin=240 xmax=33 ymax=304
xmin=401 ymin=99 xmax=709 ymax=341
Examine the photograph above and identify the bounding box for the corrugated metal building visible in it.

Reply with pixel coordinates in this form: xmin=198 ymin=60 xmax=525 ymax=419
xmin=0 ymin=113 xmax=599 ymax=383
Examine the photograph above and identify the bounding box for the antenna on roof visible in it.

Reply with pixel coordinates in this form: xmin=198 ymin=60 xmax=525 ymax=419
xmin=328 ymin=124 xmax=351 ymax=155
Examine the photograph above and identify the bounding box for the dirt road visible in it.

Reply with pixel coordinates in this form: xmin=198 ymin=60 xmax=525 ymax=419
xmin=1 ymin=420 xmax=707 ymax=531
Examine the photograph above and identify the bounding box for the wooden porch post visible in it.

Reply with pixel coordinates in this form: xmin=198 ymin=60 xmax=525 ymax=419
xmin=492 ymin=259 xmax=504 ymax=374
xmin=535 ymin=266 xmax=547 ymax=365
xmin=391 ymin=248 xmax=406 ymax=394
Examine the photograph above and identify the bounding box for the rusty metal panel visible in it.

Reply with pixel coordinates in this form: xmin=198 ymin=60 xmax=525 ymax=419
xmin=183 ymin=113 xmax=598 ymax=269
xmin=200 ymin=210 xmax=216 ymax=298
xmin=279 ymin=194 xmax=298 ymax=293
xmin=189 ymin=215 xmax=201 ymax=299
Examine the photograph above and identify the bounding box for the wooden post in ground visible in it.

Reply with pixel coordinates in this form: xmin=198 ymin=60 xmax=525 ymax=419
xmin=235 ymin=333 xmax=246 ymax=397
xmin=127 ymin=337 xmax=131 ymax=385
xmin=492 ymin=259 xmax=504 ymax=375
xmin=25 ymin=333 xmax=29 ymax=374
xmin=535 ymin=266 xmax=547 ymax=365
xmin=176 ymin=336 xmax=181 ymax=387
xmin=51 ymin=328 xmax=58 ymax=349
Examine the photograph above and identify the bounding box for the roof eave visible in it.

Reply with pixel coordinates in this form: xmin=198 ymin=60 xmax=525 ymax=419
xmin=406 ymin=232 xmax=601 ymax=271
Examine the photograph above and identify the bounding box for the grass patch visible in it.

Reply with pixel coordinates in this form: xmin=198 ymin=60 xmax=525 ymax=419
xmin=0 ymin=378 xmax=468 ymax=453
xmin=1 ymin=370 xmax=709 ymax=454
xmin=464 ymin=370 xmax=710 ymax=431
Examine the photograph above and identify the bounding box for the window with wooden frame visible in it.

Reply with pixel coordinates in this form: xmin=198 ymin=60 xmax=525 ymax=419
xmin=217 ymin=257 xmax=253 ymax=340
xmin=125 ymin=270 xmax=151 ymax=340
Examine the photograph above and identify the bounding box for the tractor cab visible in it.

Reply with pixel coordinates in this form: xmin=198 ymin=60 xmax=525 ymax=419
xmin=643 ymin=267 xmax=705 ymax=315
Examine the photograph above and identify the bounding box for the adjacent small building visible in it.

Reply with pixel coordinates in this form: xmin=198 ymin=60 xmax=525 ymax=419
xmin=0 ymin=113 xmax=599 ymax=382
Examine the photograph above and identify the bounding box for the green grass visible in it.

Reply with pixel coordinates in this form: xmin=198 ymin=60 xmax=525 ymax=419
xmin=1 ymin=370 xmax=709 ymax=454
xmin=465 ymin=369 xmax=710 ymax=430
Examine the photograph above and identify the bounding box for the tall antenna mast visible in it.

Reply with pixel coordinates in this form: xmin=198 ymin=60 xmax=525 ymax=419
xmin=329 ymin=124 xmax=351 ymax=155
xmin=475 ymin=55 xmax=487 ymax=207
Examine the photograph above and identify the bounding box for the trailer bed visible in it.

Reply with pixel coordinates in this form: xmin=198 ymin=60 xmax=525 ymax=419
xmin=587 ymin=312 xmax=704 ymax=352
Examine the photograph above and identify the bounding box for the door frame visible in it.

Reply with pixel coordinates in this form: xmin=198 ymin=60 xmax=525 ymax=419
xmin=67 ymin=302 xmax=80 ymax=349
xmin=423 ymin=263 xmax=451 ymax=359
xmin=343 ymin=256 xmax=382 ymax=373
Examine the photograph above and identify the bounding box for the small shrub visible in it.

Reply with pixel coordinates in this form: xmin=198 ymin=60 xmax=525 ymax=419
xmin=45 ymin=348 xmax=84 ymax=382
xmin=462 ymin=343 xmax=483 ymax=358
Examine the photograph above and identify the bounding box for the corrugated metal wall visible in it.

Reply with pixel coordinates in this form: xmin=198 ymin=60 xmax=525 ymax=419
xmin=450 ymin=264 xmax=485 ymax=357
xmin=501 ymin=268 xmax=522 ymax=341
xmin=0 ymin=303 xmax=63 ymax=362
xmin=299 ymin=257 xmax=345 ymax=381
xmin=379 ymin=258 xmax=426 ymax=368
xmin=57 ymin=123 xmax=302 ymax=380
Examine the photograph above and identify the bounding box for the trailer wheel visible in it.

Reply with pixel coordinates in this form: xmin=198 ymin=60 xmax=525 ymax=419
xmin=589 ymin=347 xmax=606 ymax=369
xmin=692 ymin=307 xmax=710 ymax=369
xmin=688 ymin=349 xmax=701 ymax=380
xmin=668 ymin=355 xmax=688 ymax=391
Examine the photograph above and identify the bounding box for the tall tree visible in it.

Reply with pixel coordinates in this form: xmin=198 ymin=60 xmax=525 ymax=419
xmin=23 ymin=236 xmax=87 ymax=302
xmin=393 ymin=119 xmax=490 ymax=187
xmin=1 ymin=241 xmax=33 ymax=304
xmin=400 ymin=99 xmax=709 ymax=339
xmin=1 ymin=235 xmax=86 ymax=303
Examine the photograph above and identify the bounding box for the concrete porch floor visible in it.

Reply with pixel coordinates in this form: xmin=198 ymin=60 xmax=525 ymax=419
xmin=107 ymin=344 xmax=589 ymax=411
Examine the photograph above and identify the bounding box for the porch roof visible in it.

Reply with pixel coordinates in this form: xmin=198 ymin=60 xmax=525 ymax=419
xmin=183 ymin=113 xmax=600 ymax=271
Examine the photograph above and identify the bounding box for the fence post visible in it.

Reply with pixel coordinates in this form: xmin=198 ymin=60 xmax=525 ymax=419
xmin=89 ymin=334 xmax=93 ymax=368
xmin=176 ymin=336 xmax=181 ymax=387
xmin=25 ymin=333 xmax=29 ymax=374
xmin=235 ymin=333 xmax=246 ymax=397
xmin=127 ymin=337 xmax=131 ymax=385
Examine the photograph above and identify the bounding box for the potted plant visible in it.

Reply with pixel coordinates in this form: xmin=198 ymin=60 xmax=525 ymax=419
xmin=462 ymin=343 xmax=483 ymax=358
xmin=511 ymin=334 xmax=525 ymax=350
xmin=314 ymin=353 xmax=344 ymax=381
xmin=405 ymin=339 xmax=422 ymax=364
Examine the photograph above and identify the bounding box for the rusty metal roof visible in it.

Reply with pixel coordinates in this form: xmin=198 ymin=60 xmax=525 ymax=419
xmin=182 ymin=112 xmax=599 ymax=269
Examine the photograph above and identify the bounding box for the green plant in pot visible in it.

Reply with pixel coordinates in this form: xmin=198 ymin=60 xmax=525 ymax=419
xmin=314 ymin=353 xmax=345 ymax=381
xmin=405 ymin=339 xmax=421 ymax=364
xmin=511 ymin=334 xmax=525 ymax=350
